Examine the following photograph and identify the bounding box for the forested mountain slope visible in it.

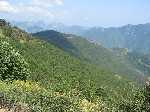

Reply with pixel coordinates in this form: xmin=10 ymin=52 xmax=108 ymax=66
xmin=0 ymin=23 xmax=136 ymax=103
xmin=33 ymin=30 xmax=146 ymax=83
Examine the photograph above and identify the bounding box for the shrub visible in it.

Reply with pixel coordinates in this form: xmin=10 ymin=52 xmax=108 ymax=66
xmin=118 ymin=86 xmax=145 ymax=112
xmin=0 ymin=80 xmax=81 ymax=112
xmin=0 ymin=41 xmax=30 ymax=81
xmin=141 ymin=82 xmax=150 ymax=111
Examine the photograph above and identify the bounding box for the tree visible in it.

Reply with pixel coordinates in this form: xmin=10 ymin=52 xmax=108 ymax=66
xmin=0 ymin=41 xmax=30 ymax=81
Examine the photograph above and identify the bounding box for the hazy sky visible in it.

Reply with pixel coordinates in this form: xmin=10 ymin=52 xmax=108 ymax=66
xmin=0 ymin=0 xmax=150 ymax=27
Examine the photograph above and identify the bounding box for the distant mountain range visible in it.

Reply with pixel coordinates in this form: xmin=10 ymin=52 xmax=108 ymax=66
xmin=13 ymin=21 xmax=150 ymax=54
xmin=78 ymin=24 xmax=150 ymax=54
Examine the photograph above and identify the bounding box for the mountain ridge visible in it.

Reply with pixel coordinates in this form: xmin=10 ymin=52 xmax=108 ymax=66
xmin=14 ymin=21 xmax=150 ymax=53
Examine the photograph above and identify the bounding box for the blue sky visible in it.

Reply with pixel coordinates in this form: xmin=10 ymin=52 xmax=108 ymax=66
xmin=0 ymin=0 xmax=150 ymax=27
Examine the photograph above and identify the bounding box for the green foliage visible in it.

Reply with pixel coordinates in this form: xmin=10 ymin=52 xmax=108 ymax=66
xmin=140 ymin=82 xmax=150 ymax=111
xmin=128 ymin=52 xmax=150 ymax=76
xmin=0 ymin=80 xmax=81 ymax=112
xmin=33 ymin=31 xmax=144 ymax=81
xmin=0 ymin=40 xmax=30 ymax=81
xmin=117 ymin=83 xmax=150 ymax=112
xmin=7 ymin=36 xmax=137 ymax=111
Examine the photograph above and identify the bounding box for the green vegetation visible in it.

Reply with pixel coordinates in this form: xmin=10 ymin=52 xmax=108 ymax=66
xmin=127 ymin=52 xmax=150 ymax=76
xmin=0 ymin=80 xmax=81 ymax=112
xmin=0 ymin=41 xmax=30 ymax=81
xmin=33 ymin=30 xmax=145 ymax=82
xmin=0 ymin=23 xmax=150 ymax=111
xmin=68 ymin=37 xmax=142 ymax=81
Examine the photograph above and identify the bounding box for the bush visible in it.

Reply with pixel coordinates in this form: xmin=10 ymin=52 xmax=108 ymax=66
xmin=0 ymin=41 xmax=30 ymax=81
xmin=141 ymin=82 xmax=150 ymax=111
xmin=0 ymin=80 xmax=81 ymax=112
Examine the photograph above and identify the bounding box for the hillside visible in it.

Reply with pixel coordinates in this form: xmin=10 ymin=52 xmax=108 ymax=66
xmin=32 ymin=30 xmax=80 ymax=57
xmin=127 ymin=52 xmax=150 ymax=76
xmin=110 ymin=48 xmax=150 ymax=77
xmin=0 ymin=23 xmax=140 ymax=111
xmin=1 ymin=25 xmax=134 ymax=92
xmin=33 ymin=30 xmax=146 ymax=82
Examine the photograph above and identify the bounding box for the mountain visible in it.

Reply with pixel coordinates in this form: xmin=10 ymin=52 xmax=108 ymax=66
xmin=56 ymin=23 xmax=150 ymax=54
xmin=0 ymin=20 xmax=147 ymax=111
xmin=33 ymin=30 xmax=146 ymax=83
xmin=32 ymin=30 xmax=80 ymax=57
xmin=0 ymin=22 xmax=135 ymax=100
xmin=12 ymin=21 xmax=77 ymax=33
xmin=12 ymin=21 xmax=150 ymax=82
xmin=78 ymin=23 xmax=150 ymax=54
xmin=13 ymin=21 xmax=150 ymax=53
